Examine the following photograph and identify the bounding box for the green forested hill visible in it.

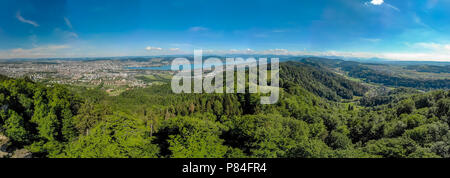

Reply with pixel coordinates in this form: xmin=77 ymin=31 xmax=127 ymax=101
xmin=1 ymin=60 xmax=449 ymax=158
xmin=340 ymin=63 xmax=450 ymax=89
xmin=406 ymin=65 xmax=450 ymax=74
xmin=296 ymin=58 xmax=450 ymax=90
xmin=280 ymin=61 xmax=368 ymax=101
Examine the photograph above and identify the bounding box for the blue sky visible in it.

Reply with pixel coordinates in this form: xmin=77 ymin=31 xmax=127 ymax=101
xmin=1 ymin=0 xmax=450 ymax=61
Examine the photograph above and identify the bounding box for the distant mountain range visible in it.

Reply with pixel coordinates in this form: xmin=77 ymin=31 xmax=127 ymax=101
xmin=2 ymin=54 xmax=450 ymax=66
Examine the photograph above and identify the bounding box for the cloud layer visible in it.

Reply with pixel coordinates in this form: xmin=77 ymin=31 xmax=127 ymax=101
xmin=1 ymin=45 xmax=450 ymax=62
xmin=0 ymin=45 xmax=71 ymax=59
xmin=145 ymin=46 xmax=163 ymax=51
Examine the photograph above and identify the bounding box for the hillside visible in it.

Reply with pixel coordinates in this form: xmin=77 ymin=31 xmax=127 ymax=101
xmin=280 ymin=61 xmax=368 ymax=101
xmin=293 ymin=58 xmax=450 ymax=90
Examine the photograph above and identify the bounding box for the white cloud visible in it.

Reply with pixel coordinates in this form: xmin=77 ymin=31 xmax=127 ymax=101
xmin=12 ymin=45 xmax=71 ymax=53
xmin=365 ymin=0 xmax=399 ymax=11
xmin=189 ymin=26 xmax=208 ymax=32
xmin=370 ymin=0 xmax=384 ymax=5
xmin=261 ymin=49 xmax=289 ymax=55
xmin=16 ymin=11 xmax=39 ymax=27
xmin=0 ymin=45 xmax=71 ymax=59
xmin=145 ymin=46 xmax=163 ymax=51
xmin=64 ymin=17 xmax=73 ymax=29
xmin=414 ymin=42 xmax=450 ymax=51
xmin=2 ymin=43 xmax=449 ymax=62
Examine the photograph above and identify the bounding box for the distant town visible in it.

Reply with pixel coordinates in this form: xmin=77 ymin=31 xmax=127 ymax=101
xmin=0 ymin=58 xmax=175 ymax=95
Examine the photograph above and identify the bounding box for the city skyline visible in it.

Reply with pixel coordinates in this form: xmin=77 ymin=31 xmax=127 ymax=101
xmin=1 ymin=0 xmax=450 ymax=61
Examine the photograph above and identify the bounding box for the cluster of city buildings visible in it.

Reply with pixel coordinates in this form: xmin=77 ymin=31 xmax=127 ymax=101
xmin=0 ymin=58 xmax=172 ymax=89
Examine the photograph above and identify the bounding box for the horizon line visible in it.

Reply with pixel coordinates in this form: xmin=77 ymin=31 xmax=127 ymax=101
xmin=1 ymin=53 xmax=450 ymax=63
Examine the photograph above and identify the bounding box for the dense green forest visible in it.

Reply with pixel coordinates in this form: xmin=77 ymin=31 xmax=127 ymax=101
xmin=405 ymin=65 xmax=450 ymax=74
xmin=1 ymin=60 xmax=449 ymax=158
xmin=298 ymin=58 xmax=450 ymax=90
xmin=340 ymin=62 xmax=450 ymax=89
